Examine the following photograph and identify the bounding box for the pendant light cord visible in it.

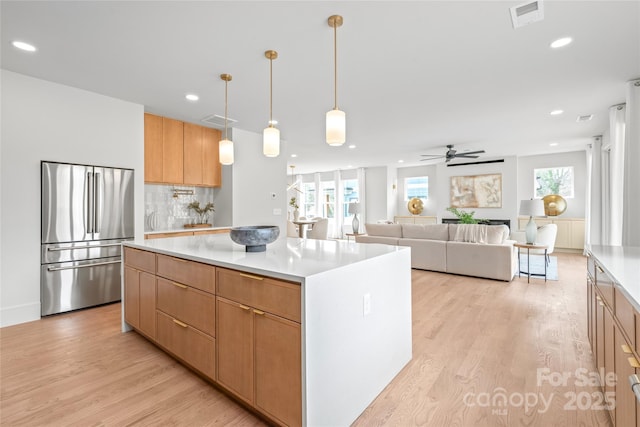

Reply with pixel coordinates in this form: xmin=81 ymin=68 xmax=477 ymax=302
xmin=333 ymin=23 xmax=338 ymax=110
xmin=269 ymin=56 xmax=273 ymax=126
xmin=224 ymin=80 xmax=228 ymax=140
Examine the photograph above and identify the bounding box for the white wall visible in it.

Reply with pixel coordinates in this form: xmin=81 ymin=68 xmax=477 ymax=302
xmin=517 ymin=151 xmax=587 ymax=218
xmin=396 ymin=165 xmax=439 ymax=217
xmin=0 ymin=70 xmax=144 ymax=327
xmin=364 ymin=167 xmax=388 ymax=223
xmin=231 ymin=128 xmax=287 ymax=233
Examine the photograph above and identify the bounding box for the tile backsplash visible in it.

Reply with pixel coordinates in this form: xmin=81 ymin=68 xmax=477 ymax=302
xmin=145 ymin=184 xmax=216 ymax=231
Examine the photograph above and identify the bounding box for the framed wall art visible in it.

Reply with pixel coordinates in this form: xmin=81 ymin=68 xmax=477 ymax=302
xmin=450 ymin=173 xmax=502 ymax=208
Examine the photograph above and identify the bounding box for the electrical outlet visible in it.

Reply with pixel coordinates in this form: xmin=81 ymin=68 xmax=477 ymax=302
xmin=363 ymin=293 xmax=371 ymax=316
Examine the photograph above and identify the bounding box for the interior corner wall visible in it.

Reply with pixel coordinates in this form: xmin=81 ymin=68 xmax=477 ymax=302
xmin=516 ymin=150 xmax=587 ymax=219
xmin=363 ymin=167 xmax=388 ymax=223
xmin=230 ymin=128 xmax=287 ymax=233
xmin=0 ymin=70 xmax=144 ymax=327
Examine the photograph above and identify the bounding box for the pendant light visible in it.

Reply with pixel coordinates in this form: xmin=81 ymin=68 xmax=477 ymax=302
xmin=326 ymin=14 xmax=345 ymax=146
xmin=263 ymin=50 xmax=280 ymax=157
xmin=219 ymin=73 xmax=234 ymax=165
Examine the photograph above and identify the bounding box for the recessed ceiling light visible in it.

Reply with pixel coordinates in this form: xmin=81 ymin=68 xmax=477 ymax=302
xmin=12 ymin=41 xmax=36 ymax=52
xmin=550 ymin=37 xmax=572 ymax=49
xmin=348 ymin=144 xmax=356 ymax=149
xmin=398 ymin=160 xmax=404 ymax=163
xmin=291 ymin=154 xmax=297 ymax=158
xmin=549 ymin=142 xmax=559 ymax=147
xmin=185 ymin=94 xmax=199 ymax=101
xmin=550 ymin=109 xmax=564 ymax=115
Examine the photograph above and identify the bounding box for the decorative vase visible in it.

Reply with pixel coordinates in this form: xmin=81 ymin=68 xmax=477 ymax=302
xmin=293 ymin=210 xmax=299 ymax=221
xmin=352 ymin=213 xmax=359 ymax=234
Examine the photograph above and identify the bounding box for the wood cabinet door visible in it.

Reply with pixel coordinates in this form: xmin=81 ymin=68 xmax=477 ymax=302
xmin=124 ymin=266 xmax=140 ymax=328
xmin=254 ymin=312 xmax=302 ymax=427
xmin=139 ymin=271 xmax=156 ymax=339
xmin=216 ymin=297 xmax=254 ymax=404
xmin=203 ymin=127 xmax=221 ymax=187
xmin=183 ymin=122 xmax=203 ymax=185
xmin=571 ymin=220 xmax=585 ymax=249
xmin=615 ymin=325 xmax=637 ymax=426
xmin=596 ymin=298 xmax=605 ymax=379
xmin=144 ymin=113 xmax=163 ymax=183
xmin=162 ymin=117 xmax=184 ymax=184
xmin=553 ymin=219 xmax=572 ymax=249
xmin=604 ymin=308 xmax=615 ymax=423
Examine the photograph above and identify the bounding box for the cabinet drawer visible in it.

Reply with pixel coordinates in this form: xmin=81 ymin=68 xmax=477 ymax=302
xmin=595 ymin=262 xmax=614 ymax=310
xmin=157 ymin=277 xmax=215 ymax=337
xmin=217 ymin=268 xmax=301 ymax=323
xmin=156 ymin=254 xmax=215 ymax=294
xmin=616 ymin=287 xmax=636 ymax=347
xmin=124 ymin=247 xmax=155 ymax=273
xmin=156 ymin=310 xmax=215 ymax=380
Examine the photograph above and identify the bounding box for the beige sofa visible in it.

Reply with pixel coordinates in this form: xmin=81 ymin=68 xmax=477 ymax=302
xmin=355 ymin=223 xmax=517 ymax=281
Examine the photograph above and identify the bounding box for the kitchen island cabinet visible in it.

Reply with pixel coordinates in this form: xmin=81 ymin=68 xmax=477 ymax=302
xmin=586 ymin=245 xmax=640 ymax=426
xmin=123 ymin=234 xmax=412 ymax=427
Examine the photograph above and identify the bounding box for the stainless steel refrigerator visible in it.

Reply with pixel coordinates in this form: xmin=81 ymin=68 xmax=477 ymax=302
xmin=41 ymin=161 xmax=134 ymax=316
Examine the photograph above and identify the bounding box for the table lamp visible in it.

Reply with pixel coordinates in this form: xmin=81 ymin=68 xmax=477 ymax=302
xmin=348 ymin=203 xmax=361 ymax=234
xmin=519 ymin=199 xmax=546 ymax=244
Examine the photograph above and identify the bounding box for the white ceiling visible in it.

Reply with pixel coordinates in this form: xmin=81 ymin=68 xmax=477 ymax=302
xmin=2 ymin=1 xmax=639 ymax=174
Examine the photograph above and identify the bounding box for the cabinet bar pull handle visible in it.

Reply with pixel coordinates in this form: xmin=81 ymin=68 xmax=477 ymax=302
xmin=599 ymin=302 xmax=605 ymax=307
xmin=173 ymin=319 xmax=188 ymax=328
xmin=172 ymin=282 xmax=188 ymax=289
xmin=253 ymin=309 xmax=265 ymax=315
xmin=596 ymin=296 xmax=602 ymax=301
xmin=622 ymin=344 xmax=633 ymax=354
xmin=239 ymin=304 xmax=251 ymax=311
xmin=596 ymin=265 xmax=604 ymax=274
xmin=629 ymin=357 xmax=640 ymax=368
xmin=240 ymin=273 xmax=264 ymax=281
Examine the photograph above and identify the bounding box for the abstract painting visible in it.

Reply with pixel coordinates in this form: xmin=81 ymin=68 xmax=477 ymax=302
xmin=450 ymin=173 xmax=502 ymax=208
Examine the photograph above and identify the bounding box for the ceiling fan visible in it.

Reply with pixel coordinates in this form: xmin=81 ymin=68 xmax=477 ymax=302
xmin=420 ymin=144 xmax=486 ymax=163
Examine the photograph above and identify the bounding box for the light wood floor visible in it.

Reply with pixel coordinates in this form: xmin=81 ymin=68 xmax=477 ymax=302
xmin=1 ymin=253 xmax=611 ymax=426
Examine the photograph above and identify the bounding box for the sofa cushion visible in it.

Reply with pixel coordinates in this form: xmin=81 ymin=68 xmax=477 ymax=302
xmin=486 ymin=225 xmax=509 ymax=244
xmin=401 ymin=224 xmax=449 ymax=241
xmin=355 ymin=235 xmax=400 ymax=246
xmin=451 ymin=224 xmax=509 ymax=244
xmin=364 ymin=223 xmax=402 ymax=238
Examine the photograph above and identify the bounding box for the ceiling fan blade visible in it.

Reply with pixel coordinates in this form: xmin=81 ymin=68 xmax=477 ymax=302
xmin=459 ymin=150 xmax=485 ymax=155
xmin=454 ymin=155 xmax=480 ymax=159
xmin=420 ymin=154 xmax=444 ymax=157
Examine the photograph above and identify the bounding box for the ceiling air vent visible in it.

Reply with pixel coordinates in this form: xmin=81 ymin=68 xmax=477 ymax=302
xmin=576 ymin=114 xmax=594 ymax=122
xmin=510 ymin=1 xmax=544 ymax=29
xmin=201 ymin=114 xmax=238 ymax=129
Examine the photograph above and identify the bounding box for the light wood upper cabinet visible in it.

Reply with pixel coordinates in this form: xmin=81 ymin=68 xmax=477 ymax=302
xmin=144 ymin=113 xmax=221 ymax=187
xmin=203 ymin=127 xmax=221 ymax=187
xmin=162 ymin=117 xmax=184 ymax=184
xmin=144 ymin=113 xmax=163 ymax=182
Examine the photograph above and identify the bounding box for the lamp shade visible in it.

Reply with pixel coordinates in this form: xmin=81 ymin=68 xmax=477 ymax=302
xmin=519 ymin=199 xmax=545 ymax=217
xmin=219 ymin=139 xmax=234 ymax=165
xmin=263 ymin=126 xmax=280 ymax=157
xmin=326 ymin=109 xmax=346 ymax=146
xmin=348 ymin=203 xmax=360 ymax=215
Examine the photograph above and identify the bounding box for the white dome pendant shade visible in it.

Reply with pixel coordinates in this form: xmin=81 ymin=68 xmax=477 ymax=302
xmin=326 ymin=109 xmax=346 ymax=146
xmin=326 ymin=15 xmax=346 ymax=147
xmin=263 ymin=50 xmax=280 ymax=157
xmin=219 ymin=73 xmax=234 ymax=165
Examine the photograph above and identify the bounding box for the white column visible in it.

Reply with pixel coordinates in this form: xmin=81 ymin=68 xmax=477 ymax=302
xmin=609 ymin=104 xmax=626 ymax=245
xmin=357 ymin=167 xmax=367 ymax=232
xmin=585 ymin=136 xmax=603 ymax=247
xmin=622 ymin=79 xmax=640 ymax=246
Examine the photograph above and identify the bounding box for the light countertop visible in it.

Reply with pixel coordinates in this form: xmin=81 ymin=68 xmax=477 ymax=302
xmin=588 ymin=245 xmax=640 ymax=310
xmin=125 ymin=234 xmax=408 ymax=282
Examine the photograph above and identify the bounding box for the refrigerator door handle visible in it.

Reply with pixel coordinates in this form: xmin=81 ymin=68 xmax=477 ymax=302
xmin=85 ymin=172 xmax=93 ymax=234
xmin=47 ymin=242 xmax=123 ymax=252
xmin=46 ymin=260 xmax=121 ymax=272
xmin=94 ymin=172 xmax=101 ymax=233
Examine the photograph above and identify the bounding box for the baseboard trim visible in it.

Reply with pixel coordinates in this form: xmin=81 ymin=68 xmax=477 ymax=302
xmin=0 ymin=302 xmax=41 ymax=328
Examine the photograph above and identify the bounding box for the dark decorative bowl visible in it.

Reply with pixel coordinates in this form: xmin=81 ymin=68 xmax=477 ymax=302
xmin=230 ymin=225 xmax=280 ymax=252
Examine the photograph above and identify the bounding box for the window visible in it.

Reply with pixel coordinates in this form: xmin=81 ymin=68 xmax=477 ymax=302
xmin=320 ymin=181 xmax=335 ymax=218
xmin=342 ymin=179 xmax=359 ymax=218
xmin=404 ymin=176 xmax=428 ymax=201
xmin=534 ymin=167 xmax=574 ymax=198
xmin=301 ymin=182 xmax=315 ymax=217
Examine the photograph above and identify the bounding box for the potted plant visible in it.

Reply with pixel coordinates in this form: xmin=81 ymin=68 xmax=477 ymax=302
xmin=188 ymin=201 xmax=215 ymax=225
xmin=289 ymin=197 xmax=299 ymax=221
xmin=446 ymin=207 xmax=478 ymax=224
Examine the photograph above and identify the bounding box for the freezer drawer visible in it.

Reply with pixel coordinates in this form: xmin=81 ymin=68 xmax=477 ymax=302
xmin=41 ymin=257 xmax=122 ymax=316
xmin=41 ymin=239 xmax=129 ymax=264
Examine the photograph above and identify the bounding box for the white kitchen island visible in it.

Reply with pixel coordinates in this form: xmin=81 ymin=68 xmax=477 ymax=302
xmin=123 ymin=234 xmax=412 ymax=427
